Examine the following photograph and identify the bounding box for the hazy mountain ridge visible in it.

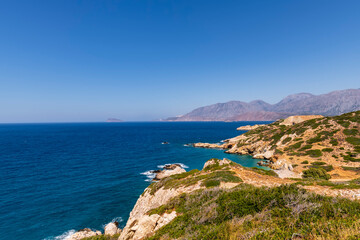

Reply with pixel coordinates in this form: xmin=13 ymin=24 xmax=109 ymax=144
xmin=168 ymin=89 xmax=360 ymax=121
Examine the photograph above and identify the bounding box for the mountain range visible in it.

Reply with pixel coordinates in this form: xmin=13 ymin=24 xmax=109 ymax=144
xmin=166 ymin=89 xmax=360 ymax=121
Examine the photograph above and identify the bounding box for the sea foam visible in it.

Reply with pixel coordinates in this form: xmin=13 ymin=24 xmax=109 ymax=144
xmin=43 ymin=229 xmax=76 ymax=240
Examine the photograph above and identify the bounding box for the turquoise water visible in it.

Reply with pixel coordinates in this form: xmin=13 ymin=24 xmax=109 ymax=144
xmin=0 ymin=121 xmax=270 ymax=240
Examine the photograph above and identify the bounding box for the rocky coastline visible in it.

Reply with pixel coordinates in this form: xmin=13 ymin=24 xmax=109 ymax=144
xmin=65 ymin=111 xmax=360 ymax=240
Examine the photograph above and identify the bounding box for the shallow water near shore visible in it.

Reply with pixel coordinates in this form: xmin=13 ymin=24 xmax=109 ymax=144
xmin=0 ymin=121 xmax=271 ymax=240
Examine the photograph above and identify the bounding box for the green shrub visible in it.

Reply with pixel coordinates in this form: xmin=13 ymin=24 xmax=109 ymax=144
xmin=311 ymin=161 xmax=326 ymax=166
xmin=305 ymin=149 xmax=323 ymax=158
xmin=343 ymin=129 xmax=359 ymax=136
xmin=282 ymin=137 xmax=292 ymax=144
xmin=330 ymin=139 xmax=339 ymax=146
xmin=204 ymin=179 xmax=220 ymax=188
xmin=302 ymin=168 xmax=331 ymax=180
xmin=300 ymin=144 xmax=312 ymax=151
xmin=322 ymin=148 xmax=334 ymax=152
xmin=250 ymin=167 xmax=278 ymax=177
xmin=306 ymin=136 xmax=324 ymax=144
xmin=346 ymin=137 xmax=360 ymax=146
xmin=301 ymin=160 xmax=309 ymax=164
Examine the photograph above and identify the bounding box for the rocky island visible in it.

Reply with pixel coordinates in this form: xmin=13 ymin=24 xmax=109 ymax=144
xmin=68 ymin=111 xmax=360 ymax=240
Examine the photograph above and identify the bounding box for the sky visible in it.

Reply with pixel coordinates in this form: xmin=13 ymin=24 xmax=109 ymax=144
xmin=0 ymin=0 xmax=359 ymax=122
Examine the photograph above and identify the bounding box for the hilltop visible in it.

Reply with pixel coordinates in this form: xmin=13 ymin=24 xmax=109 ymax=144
xmin=167 ymin=89 xmax=360 ymax=121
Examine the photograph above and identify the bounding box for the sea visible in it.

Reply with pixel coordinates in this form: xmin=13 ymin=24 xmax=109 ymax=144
xmin=0 ymin=121 xmax=271 ymax=240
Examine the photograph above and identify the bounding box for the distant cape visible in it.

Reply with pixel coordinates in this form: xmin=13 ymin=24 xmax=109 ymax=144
xmin=166 ymin=88 xmax=360 ymax=121
xmin=106 ymin=118 xmax=123 ymax=122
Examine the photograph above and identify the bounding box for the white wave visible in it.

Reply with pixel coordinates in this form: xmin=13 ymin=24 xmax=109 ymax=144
xmin=140 ymin=170 xmax=155 ymax=176
xmin=43 ymin=229 xmax=76 ymax=240
xmin=112 ymin=216 xmax=123 ymax=223
xmin=140 ymin=170 xmax=156 ymax=181
xmin=157 ymin=163 xmax=189 ymax=169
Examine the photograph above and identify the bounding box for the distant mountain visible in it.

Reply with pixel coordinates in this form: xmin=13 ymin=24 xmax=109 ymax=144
xmin=167 ymin=89 xmax=360 ymax=121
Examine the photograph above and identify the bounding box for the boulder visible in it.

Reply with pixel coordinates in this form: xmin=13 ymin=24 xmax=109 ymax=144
xmin=68 ymin=228 xmax=101 ymax=240
xmin=203 ymin=158 xmax=231 ymax=169
xmin=154 ymin=166 xmax=186 ymax=180
xmin=104 ymin=222 xmax=121 ymax=236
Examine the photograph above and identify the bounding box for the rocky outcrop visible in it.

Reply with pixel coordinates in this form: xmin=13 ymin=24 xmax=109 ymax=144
xmin=104 ymin=222 xmax=121 ymax=236
xmin=68 ymin=228 xmax=102 ymax=240
xmin=154 ymin=165 xmax=186 ymax=180
xmin=119 ymin=182 xmax=202 ymax=240
xmin=237 ymin=124 xmax=265 ymax=131
xmin=203 ymin=158 xmax=231 ymax=169
xmin=192 ymin=142 xmax=223 ymax=148
xmin=280 ymin=115 xmax=323 ymax=126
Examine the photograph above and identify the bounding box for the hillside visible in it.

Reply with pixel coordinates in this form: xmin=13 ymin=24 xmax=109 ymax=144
xmin=167 ymin=89 xmax=360 ymax=121
xmin=81 ymin=158 xmax=360 ymax=240
xmin=195 ymin=111 xmax=360 ymax=181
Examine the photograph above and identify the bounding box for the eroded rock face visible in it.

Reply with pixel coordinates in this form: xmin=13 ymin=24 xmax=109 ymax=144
xmin=104 ymin=222 xmax=121 ymax=236
xmin=280 ymin=115 xmax=323 ymax=126
xmin=203 ymin=158 xmax=231 ymax=169
xmin=154 ymin=165 xmax=186 ymax=180
xmin=119 ymin=182 xmax=202 ymax=240
xmin=68 ymin=228 xmax=102 ymax=240
xmin=192 ymin=142 xmax=223 ymax=148
xmin=237 ymin=124 xmax=265 ymax=131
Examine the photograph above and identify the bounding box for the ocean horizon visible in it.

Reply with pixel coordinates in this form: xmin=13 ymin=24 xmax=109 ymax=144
xmin=0 ymin=121 xmax=270 ymax=240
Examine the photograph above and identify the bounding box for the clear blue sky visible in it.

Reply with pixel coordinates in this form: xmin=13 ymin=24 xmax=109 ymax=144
xmin=1 ymin=0 xmax=359 ymax=122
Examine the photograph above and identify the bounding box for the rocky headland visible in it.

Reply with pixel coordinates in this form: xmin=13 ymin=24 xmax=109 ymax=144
xmin=193 ymin=111 xmax=360 ymax=181
xmin=66 ymin=111 xmax=360 ymax=240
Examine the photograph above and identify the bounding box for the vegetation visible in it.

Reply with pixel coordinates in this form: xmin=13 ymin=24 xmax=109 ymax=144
xmin=346 ymin=137 xmax=360 ymax=145
xmin=302 ymin=168 xmax=331 ymax=180
xmin=83 ymin=234 xmax=120 ymax=240
xmin=148 ymin=184 xmax=360 ymax=240
xmin=148 ymin=160 xmax=242 ymax=194
xmin=305 ymin=149 xmax=322 ymax=157
xmin=322 ymin=147 xmax=334 ymax=152
xmin=301 ymin=160 xmax=309 ymax=164
xmin=249 ymin=167 xmax=278 ymax=177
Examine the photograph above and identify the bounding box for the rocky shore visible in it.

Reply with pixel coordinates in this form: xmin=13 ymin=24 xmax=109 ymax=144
xmin=68 ymin=222 xmax=121 ymax=240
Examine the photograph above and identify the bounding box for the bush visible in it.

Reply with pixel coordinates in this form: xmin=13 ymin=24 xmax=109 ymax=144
xmin=250 ymin=167 xmax=278 ymax=177
xmin=311 ymin=161 xmax=326 ymax=166
xmin=306 ymin=149 xmax=323 ymax=158
xmin=303 ymin=168 xmax=331 ymax=180
xmin=346 ymin=137 xmax=360 ymax=146
xmin=330 ymin=139 xmax=339 ymax=146
xmin=282 ymin=137 xmax=292 ymax=144
xmin=322 ymin=148 xmax=334 ymax=152
xmin=301 ymin=160 xmax=309 ymax=164
xmin=343 ymin=129 xmax=359 ymax=136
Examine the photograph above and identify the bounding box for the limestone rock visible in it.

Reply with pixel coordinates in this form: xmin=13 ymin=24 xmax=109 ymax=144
xmin=68 ymin=228 xmax=101 ymax=240
xmin=104 ymin=222 xmax=121 ymax=236
xmin=280 ymin=115 xmax=323 ymax=126
xmin=237 ymin=124 xmax=265 ymax=131
xmin=154 ymin=166 xmax=186 ymax=180
xmin=119 ymin=183 xmax=202 ymax=240
xmin=193 ymin=142 xmax=223 ymax=149
xmin=203 ymin=158 xmax=231 ymax=169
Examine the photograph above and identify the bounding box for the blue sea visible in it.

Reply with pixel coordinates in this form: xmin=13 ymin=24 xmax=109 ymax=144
xmin=0 ymin=121 xmax=270 ymax=240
